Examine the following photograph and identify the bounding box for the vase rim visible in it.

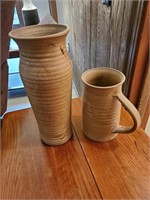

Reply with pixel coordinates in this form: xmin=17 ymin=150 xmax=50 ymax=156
xmin=9 ymin=24 xmax=70 ymax=40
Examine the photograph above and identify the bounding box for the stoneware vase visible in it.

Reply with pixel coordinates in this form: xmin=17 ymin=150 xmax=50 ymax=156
xmin=9 ymin=24 xmax=72 ymax=146
xmin=81 ymin=67 xmax=141 ymax=142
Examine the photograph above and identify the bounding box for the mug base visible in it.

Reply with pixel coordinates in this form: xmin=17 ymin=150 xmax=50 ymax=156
xmin=83 ymin=131 xmax=118 ymax=143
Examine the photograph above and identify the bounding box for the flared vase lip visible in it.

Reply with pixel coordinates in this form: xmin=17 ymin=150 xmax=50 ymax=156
xmin=9 ymin=24 xmax=70 ymax=40
xmin=81 ymin=67 xmax=126 ymax=89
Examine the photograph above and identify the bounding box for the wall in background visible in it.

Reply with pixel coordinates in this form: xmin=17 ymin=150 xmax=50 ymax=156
xmin=56 ymin=0 xmax=146 ymax=96
xmin=32 ymin=0 xmax=51 ymax=20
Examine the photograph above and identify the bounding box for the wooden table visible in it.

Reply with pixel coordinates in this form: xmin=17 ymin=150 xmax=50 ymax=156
xmin=1 ymin=97 xmax=150 ymax=199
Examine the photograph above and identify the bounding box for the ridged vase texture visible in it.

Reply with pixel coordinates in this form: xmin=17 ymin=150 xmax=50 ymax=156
xmin=9 ymin=24 xmax=72 ymax=145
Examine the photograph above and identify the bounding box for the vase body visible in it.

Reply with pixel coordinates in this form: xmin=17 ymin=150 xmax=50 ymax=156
xmin=9 ymin=24 xmax=72 ymax=145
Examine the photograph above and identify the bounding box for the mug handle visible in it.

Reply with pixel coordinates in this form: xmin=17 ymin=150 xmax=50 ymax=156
xmin=113 ymin=93 xmax=141 ymax=133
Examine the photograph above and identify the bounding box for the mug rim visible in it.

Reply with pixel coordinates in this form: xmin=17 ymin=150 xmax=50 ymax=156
xmin=81 ymin=67 xmax=126 ymax=89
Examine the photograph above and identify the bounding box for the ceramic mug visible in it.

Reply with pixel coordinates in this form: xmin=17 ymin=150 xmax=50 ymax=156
xmin=81 ymin=67 xmax=141 ymax=142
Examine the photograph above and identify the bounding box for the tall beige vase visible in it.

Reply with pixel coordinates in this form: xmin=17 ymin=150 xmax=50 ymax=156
xmin=9 ymin=24 xmax=72 ymax=145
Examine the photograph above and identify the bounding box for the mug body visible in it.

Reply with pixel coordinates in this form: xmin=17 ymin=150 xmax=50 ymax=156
xmin=82 ymin=67 xmax=125 ymax=142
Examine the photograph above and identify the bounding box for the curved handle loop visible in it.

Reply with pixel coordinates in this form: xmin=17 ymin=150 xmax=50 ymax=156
xmin=113 ymin=93 xmax=141 ymax=133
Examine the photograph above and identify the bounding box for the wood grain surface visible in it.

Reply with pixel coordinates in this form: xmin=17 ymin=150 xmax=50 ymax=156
xmin=1 ymin=108 xmax=101 ymax=199
xmin=1 ymin=97 xmax=150 ymax=199
xmin=72 ymin=98 xmax=150 ymax=199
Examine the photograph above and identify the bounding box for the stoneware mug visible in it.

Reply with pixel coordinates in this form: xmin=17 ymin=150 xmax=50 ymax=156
xmin=81 ymin=67 xmax=141 ymax=142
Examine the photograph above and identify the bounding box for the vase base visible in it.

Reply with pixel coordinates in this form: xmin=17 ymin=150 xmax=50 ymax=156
xmin=41 ymin=132 xmax=73 ymax=146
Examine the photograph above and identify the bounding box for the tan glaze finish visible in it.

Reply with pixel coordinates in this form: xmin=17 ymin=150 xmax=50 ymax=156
xmin=1 ymin=98 xmax=150 ymax=199
xmin=81 ymin=68 xmax=141 ymax=142
xmin=9 ymin=24 xmax=72 ymax=146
